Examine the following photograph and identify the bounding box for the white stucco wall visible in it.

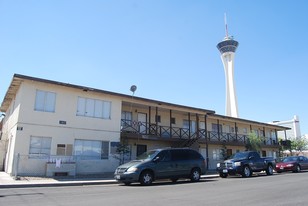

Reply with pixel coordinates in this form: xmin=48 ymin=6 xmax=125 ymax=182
xmin=4 ymin=80 xmax=123 ymax=175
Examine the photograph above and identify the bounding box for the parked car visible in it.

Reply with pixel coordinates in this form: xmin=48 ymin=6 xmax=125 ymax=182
xmin=216 ymin=151 xmax=275 ymax=178
xmin=114 ymin=148 xmax=206 ymax=185
xmin=275 ymin=156 xmax=308 ymax=173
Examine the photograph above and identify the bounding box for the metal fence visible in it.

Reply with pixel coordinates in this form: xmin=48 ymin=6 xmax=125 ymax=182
xmin=13 ymin=153 xmax=132 ymax=178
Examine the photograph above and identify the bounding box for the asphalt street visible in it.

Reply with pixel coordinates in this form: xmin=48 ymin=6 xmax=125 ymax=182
xmin=1 ymin=172 xmax=308 ymax=206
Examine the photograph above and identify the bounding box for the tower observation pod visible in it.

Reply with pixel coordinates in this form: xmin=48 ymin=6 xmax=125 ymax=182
xmin=217 ymin=16 xmax=239 ymax=118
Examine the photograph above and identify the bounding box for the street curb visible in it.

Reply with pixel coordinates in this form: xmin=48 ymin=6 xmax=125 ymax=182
xmin=0 ymin=175 xmax=219 ymax=189
xmin=0 ymin=180 xmax=117 ymax=189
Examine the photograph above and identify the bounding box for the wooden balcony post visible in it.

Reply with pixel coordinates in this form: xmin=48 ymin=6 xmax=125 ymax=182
xmin=205 ymin=114 xmax=209 ymax=170
xmin=149 ymin=106 xmax=151 ymax=134
xmin=217 ymin=119 xmax=220 ymax=141
xmin=189 ymin=112 xmax=191 ymax=138
xmin=196 ymin=114 xmax=199 ymax=139
xmin=170 ymin=110 xmax=172 ymax=138
xmin=263 ymin=127 xmax=266 ymax=144
xmin=235 ymin=122 xmax=238 ymax=141
xmin=155 ymin=107 xmax=158 ymax=136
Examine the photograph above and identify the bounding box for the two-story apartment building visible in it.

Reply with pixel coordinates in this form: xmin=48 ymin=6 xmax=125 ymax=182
xmin=0 ymin=74 xmax=289 ymax=176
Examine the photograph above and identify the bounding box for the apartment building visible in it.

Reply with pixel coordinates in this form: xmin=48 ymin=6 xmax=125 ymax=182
xmin=0 ymin=74 xmax=289 ymax=176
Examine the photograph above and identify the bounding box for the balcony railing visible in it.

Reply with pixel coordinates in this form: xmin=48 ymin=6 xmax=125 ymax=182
xmin=120 ymin=119 xmax=278 ymax=146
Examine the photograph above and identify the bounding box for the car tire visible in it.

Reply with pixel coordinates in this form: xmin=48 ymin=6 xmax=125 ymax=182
xmin=170 ymin=178 xmax=178 ymax=183
xmin=293 ymin=165 xmax=301 ymax=173
xmin=190 ymin=168 xmax=201 ymax=182
xmin=242 ymin=166 xmax=252 ymax=178
xmin=220 ymin=173 xmax=228 ymax=178
xmin=266 ymin=164 xmax=274 ymax=175
xmin=139 ymin=171 xmax=153 ymax=186
xmin=124 ymin=182 xmax=131 ymax=186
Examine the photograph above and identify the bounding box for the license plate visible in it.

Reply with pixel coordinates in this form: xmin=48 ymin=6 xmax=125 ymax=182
xmin=223 ymin=169 xmax=228 ymax=173
xmin=115 ymin=175 xmax=121 ymax=180
xmin=280 ymin=167 xmax=284 ymax=170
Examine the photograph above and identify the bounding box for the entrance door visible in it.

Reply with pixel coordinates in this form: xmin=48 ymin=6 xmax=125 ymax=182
xmin=136 ymin=144 xmax=147 ymax=157
xmin=137 ymin=113 xmax=147 ymax=134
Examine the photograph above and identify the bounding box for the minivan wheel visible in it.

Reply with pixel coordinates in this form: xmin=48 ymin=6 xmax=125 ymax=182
xmin=171 ymin=178 xmax=178 ymax=183
xmin=139 ymin=171 xmax=153 ymax=186
xmin=190 ymin=168 xmax=201 ymax=182
xmin=220 ymin=173 xmax=228 ymax=178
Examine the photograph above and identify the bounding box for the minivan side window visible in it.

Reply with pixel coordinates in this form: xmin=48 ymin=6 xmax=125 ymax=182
xmin=171 ymin=149 xmax=189 ymax=161
xmin=157 ymin=150 xmax=171 ymax=162
xmin=188 ymin=150 xmax=202 ymax=160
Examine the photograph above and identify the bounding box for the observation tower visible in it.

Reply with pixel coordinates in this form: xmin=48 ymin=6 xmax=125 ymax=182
xmin=217 ymin=15 xmax=239 ymax=118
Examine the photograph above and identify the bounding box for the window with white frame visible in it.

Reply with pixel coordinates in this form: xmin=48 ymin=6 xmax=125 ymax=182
xmin=271 ymin=131 xmax=276 ymax=139
xmin=29 ymin=136 xmax=52 ymax=158
xmin=121 ymin=111 xmax=132 ymax=126
xmin=212 ymin=123 xmax=222 ymax=133
xmin=183 ymin=120 xmax=196 ymax=133
xmin=213 ymin=149 xmax=222 ymax=161
xmin=199 ymin=122 xmax=205 ymax=130
xmin=56 ymin=144 xmax=73 ymax=156
xmin=74 ymin=139 xmax=109 ymax=160
xmin=34 ymin=90 xmax=56 ymax=112
xmin=224 ymin=125 xmax=230 ymax=133
xmin=77 ymin=97 xmax=111 ymax=119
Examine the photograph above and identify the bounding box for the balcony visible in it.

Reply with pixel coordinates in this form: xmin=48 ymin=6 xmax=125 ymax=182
xmin=120 ymin=119 xmax=279 ymax=147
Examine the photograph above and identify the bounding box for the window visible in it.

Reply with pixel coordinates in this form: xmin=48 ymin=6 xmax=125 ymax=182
xmin=29 ymin=136 xmax=52 ymax=158
xmin=224 ymin=125 xmax=230 ymax=133
xmin=183 ymin=120 xmax=196 ymax=133
xmin=56 ymin=144 xmax=73 ymax=156
xmin=243 ymin=128 xmax=248 ymax=134
xmin=212 ymin=123 xmax=222 ymax=133
xmin=226 ymin=149 xmax=232 ymax=158
xmin=171 ymin=117 xmax=176 ymax=124
xmin=199 ymin=122 xmax=205 ymax=130
xmin=213 ymin=149 xmax=222 ymax=161
xmin=253 ymin=129 xmax=259 ymax=136
xmin=110 ymin=142 xmax=120 ymax=155
xmin=74 ymin=139 xmax=109 ymax=160
xmin=231 ymin=127 xmax=235 ymax=133
xmin=155 ymin=115 xmax=161 ymax=123
xmin=121 ymin=111 xmax=132 ymax=126
xmin=35 ymin=90 xmax=56 ymax=112
xmin=171 ymin=150 xmax=187 ymax=161
xmin=77 ymin=97 xmax=111 ymax=119
xmin=157 ymin=150 xmax=171 ymax=162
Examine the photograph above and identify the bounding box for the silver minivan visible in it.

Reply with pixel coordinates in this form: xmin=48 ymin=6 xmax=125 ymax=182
xmin=114 ymin=148 xmax=206 ymax=185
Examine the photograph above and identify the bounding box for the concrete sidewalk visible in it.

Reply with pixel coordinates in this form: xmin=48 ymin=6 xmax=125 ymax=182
xmin=0 ymin=171 xmax=219 ymax=188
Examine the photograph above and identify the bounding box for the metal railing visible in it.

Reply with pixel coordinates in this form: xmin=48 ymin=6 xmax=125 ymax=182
xmin=121 ymin=119 xmax=279 ymax=146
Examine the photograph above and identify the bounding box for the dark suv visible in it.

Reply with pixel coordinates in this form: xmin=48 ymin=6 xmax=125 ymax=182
xmin=114 ymin=148 xmax=206 ymax=185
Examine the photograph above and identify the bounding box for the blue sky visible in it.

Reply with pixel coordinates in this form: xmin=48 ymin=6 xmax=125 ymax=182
xmin=1 ymin=1 xmax=308 ymax=135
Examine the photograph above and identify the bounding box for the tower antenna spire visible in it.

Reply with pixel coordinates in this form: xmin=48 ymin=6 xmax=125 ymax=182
xmin=224 ymin=13 xmax=229 ymax=38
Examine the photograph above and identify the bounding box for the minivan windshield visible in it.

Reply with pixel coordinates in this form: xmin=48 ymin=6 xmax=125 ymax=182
xmin=136 ymin=150 xmax=159 ymax=161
